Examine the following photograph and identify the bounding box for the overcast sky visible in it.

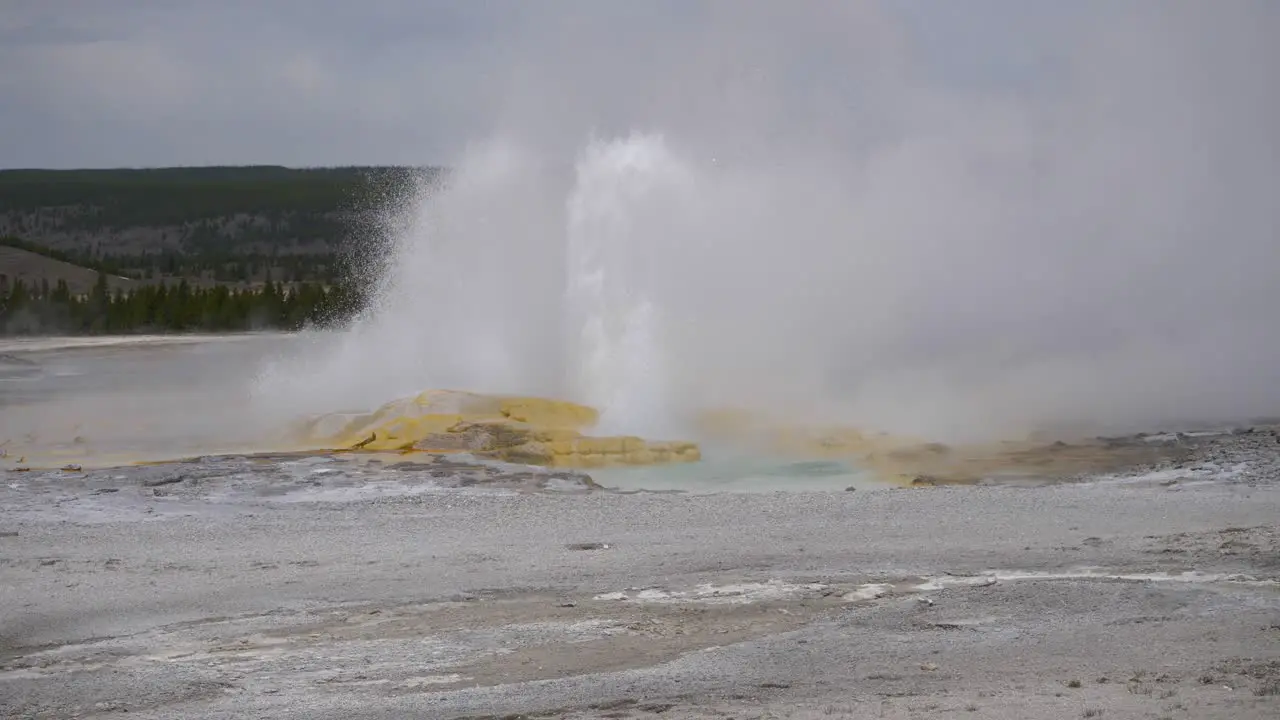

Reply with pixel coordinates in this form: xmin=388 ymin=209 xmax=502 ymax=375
xmin=0 ymin=0 xmax=1117 ymax=169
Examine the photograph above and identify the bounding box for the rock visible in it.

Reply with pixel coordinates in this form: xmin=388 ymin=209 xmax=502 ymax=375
xmin=298 ymin=390 xmax=602 ymax=452
xmin=413 ymin=419 xmax=548 ymax=453
xmin=292 ymin=390 xmax=700 ymax=468
xmin=493 ymin=395 xmax=598 ymax=429
xmin=498 ymin=436 xmax=700 ymax=468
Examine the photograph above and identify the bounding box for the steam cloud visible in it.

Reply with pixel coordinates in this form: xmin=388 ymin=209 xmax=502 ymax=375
xmin=257 ymin=1 xmax=1280 ymax=444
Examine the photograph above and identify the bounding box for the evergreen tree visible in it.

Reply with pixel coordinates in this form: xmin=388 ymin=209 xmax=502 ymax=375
xmin=0 ymin=276 xmax=362 ymax=336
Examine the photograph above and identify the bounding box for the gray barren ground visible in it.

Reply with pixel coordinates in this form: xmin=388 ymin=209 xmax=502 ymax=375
xmin=1 ymin=432 xmax=1278 ymax=719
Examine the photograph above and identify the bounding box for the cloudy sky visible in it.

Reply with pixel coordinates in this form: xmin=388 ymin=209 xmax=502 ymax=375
xmin=0 ymin=0 xmax=1122 ymax=168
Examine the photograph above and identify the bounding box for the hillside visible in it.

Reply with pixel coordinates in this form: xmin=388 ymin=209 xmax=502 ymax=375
xmin=0 ymin=166 xmax=412 ymax=335
xmin=0 ymin=240 xmax=364 ymax=336
xmin=0 ymin=244 xmax=137 ymax=296
xmin=0 ymin=165 xmax=438 ymax=282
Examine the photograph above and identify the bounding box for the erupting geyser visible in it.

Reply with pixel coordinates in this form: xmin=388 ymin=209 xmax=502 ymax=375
xmin=256 ymin=135 xmax=723 ymax=466
xmin=255 ymin=133 xmax=716 ymax=444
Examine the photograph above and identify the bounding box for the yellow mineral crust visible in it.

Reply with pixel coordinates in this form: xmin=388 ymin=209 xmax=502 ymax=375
xmin=292 ymin=390 xmax=700 ymax=468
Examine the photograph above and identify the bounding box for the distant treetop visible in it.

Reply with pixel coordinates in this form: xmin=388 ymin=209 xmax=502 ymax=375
xmin=0 ymin=165 xmax=444 ymax=226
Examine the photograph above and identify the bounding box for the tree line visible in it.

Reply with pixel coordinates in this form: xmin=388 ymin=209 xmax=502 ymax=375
xmin=0 ymin=272 xmax=369 ymax=336
xmin=0 ymin=166 xmax=434 ymax=264
xmin=4 ymin=235 xmax=346 ymax=284
xmin=0 ymin=166 xmax=431 ymax=334
xmin=0 ymin=166 xmax=432 ymax=227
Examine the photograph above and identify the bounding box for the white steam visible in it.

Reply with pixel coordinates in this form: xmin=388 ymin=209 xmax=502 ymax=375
xmin=254 ymin=1 xmax=1280 ymax=443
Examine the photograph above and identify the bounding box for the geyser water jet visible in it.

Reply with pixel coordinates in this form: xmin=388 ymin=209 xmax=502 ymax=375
xmin=565 ymin=134 xmax=696 ymax=436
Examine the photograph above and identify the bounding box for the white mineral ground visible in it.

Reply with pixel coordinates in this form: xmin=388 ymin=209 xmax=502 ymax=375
xmin=1 ymin=340 xmax=1278 ymax=719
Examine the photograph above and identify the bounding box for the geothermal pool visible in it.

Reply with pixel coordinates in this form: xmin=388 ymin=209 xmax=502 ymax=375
xmin=591 ymin=453 xmax=875 ymax=494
